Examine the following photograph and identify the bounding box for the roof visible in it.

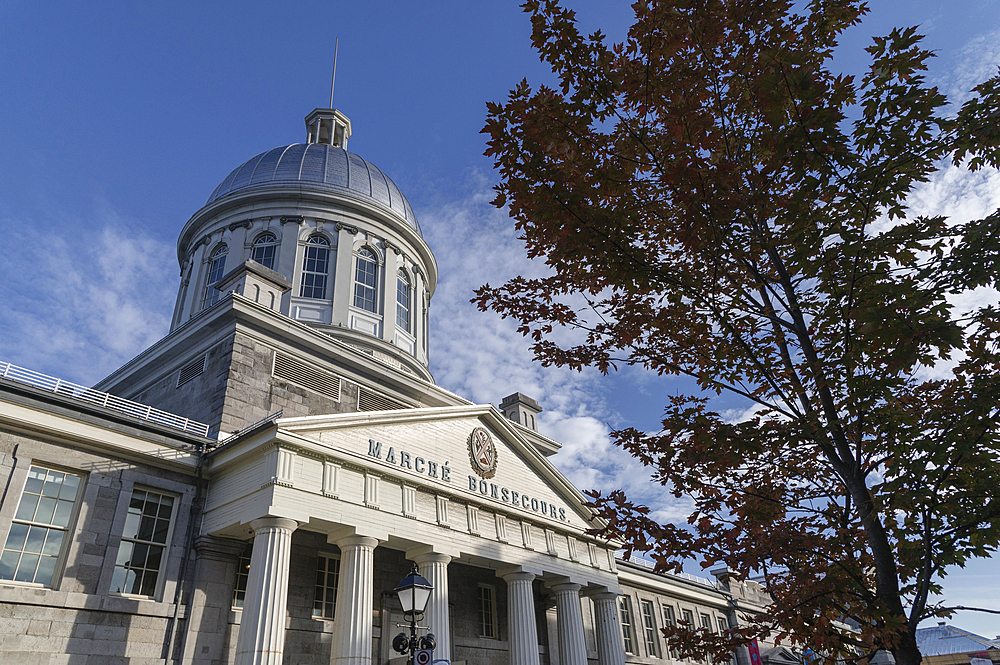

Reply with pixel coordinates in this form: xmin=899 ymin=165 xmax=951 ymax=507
xmin=206 ymin=143 xmax=420 ymax=235
xmin=916 ymin=624 xmax=1000 ymax=656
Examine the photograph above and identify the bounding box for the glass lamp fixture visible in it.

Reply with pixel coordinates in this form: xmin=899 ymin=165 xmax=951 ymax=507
xmin=394 ymin=564 xmax=433 ymax=617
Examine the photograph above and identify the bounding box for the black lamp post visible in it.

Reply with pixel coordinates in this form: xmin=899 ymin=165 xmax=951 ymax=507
xmin=392 ymin=564 xmax=436 ymax=665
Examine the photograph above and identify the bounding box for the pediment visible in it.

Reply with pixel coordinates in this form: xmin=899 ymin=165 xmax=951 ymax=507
xmin=275 ymin=405 xmax=598 ymax=531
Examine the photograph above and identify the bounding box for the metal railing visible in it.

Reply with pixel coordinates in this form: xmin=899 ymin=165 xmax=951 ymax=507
xmin=221 ymin=409 xmax=283 ymax=442
xmin=624 ymin=554 xmax=717 ymax=588
xmin=1 ymin=360 xmax=210 ymax=438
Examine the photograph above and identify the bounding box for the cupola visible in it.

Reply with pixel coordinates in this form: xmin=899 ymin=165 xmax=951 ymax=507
xmin=305 ymin=108 xmax=352 ymax=149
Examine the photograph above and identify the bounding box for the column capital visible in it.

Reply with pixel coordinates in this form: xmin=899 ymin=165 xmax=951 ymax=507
xmin=249 ymin=516 xmax=298 ymax=532
xmin=590 ymin=590 xmax=621 ymax=603
xmin=551 ymin=582 xmax=583 ymax=594
xmin=497 ymin=570 xmax=538 ymax=582
xmin=194 ymin=535 xmax=247 ymax=560
xmin=335 ymin=534 xmax=380 ymax=550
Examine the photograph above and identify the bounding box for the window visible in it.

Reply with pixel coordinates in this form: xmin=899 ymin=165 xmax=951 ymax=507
xmin=717 ymin=617 xmax=728 ymax=634
xmin=396 ymin=270 xmax=411 ymax=332
xmin=700 ymin=613 xmax=712 ymax=630
xmin=353 ymin=248 xmax=377 ymax=312
xmin=0 ymin=465 xmax=81 ymax=586
xmin=619 ymin=597 xmax=636 ymax=655
xmin=478 ymin=584 xmax=497 ymax=638
xmin=300 ymin=236 xmax=330 ymax=299
xmin=681 ymin=609 xmax=694 ymax=626
xmin=233 ymin=547 xmax=252 ymax=608
xmin=641 ymin=600 xmax=660 ymax=657
xmin=110 ymin=489 xmax=175 ymax=597
xmin=662 ymin=604 xmax=679 ymax=658
xmin=202 ymin=244 xmax=229 ymax=309
xmin=313 ymin=554 xmax=340 ymax=619
xmin=251 ymin=232 xmax=278 ymax=269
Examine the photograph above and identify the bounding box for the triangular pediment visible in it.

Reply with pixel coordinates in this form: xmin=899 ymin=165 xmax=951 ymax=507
xmin=274 ymin=405 xmax=599 ymax=531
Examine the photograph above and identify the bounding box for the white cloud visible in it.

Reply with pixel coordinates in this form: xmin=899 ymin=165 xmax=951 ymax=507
xmin=0 ymin=206 xmax=176 ymax=385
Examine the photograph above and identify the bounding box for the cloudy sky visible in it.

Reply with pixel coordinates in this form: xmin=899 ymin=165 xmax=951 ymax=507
xmin=1 ymin=0 xmax=999 ymax=636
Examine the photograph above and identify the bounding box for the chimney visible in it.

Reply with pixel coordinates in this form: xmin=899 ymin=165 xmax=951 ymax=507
xmin=500 ymin=393 xmax=542 ymax=431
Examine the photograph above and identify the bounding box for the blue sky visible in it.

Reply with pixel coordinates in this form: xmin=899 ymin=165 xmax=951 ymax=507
xmin=1 ymin=0 xmax=999 ymax=637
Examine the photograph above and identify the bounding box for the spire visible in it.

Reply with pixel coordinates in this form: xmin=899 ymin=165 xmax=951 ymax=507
xmin=306 ymin=41 xmax=351 ymax=149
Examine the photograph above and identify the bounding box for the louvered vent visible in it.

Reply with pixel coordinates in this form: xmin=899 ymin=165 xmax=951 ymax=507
xmin=176 ymin=355 xmax=206 ymax=388
xmin=272 ymin=352 xmax=341 ymax=401
xmin=357 ymin=386 xmax=411 ymax=412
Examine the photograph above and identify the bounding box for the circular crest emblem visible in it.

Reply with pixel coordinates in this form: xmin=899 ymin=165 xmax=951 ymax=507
xmin=468 ymin=427 xmax=498 ymax=479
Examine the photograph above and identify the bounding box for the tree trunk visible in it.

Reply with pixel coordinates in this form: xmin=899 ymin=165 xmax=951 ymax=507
xmin=889 ymin=623 xmax=922 ymax=665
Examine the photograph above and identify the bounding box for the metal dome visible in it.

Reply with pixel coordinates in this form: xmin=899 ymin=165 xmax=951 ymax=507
xmin=206 ymin=143 xmax=420 ymax=235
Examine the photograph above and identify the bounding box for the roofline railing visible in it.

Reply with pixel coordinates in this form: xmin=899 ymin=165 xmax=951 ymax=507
xmin=1 ymin=360 xmax=210 ymax=438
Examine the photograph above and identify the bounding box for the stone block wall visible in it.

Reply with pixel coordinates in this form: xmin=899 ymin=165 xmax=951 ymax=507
xmin=0 ymin=427 xmax=199 ymax=665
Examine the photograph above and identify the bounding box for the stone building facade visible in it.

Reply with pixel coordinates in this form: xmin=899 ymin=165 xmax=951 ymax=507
xmin=0 ymin=105 xmax=772 ymax=665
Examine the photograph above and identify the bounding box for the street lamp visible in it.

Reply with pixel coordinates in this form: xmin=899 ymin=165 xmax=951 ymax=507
xmin=392 ymin=564 xmax=436 ymax=665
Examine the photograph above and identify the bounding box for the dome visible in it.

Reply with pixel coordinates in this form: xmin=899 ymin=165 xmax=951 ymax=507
xmin=206 ymin=143 xmax=420 ymax=235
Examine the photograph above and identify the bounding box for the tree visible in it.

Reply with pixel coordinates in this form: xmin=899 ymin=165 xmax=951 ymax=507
xmin=476 ymin=2 xmax=1000 ymax=665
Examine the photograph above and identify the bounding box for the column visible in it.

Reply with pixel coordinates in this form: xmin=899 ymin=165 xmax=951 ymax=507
xmin=592 ymin=592 xmax=626 ymax=665
xmin=331 ymin=226 xmax=356 ymax=325
xmin=552 ymin=583 xmax=587 ymax=665
xmin=503 ymin=571 xmax=540 ymax=665
xmin=414 ymin=552 xmax=452 ymax=664
xmin=234 ymin=517 xmax=298 ymax=665
xmin=331 ymin=535 xmax=379 ymax=665
xmin=181 ymin=536 xmax=247 ymax=663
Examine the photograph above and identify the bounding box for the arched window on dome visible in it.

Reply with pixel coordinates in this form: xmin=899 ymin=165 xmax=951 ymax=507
xmin=202 ymin=244 xmax=229 ymax=310
xmin=396 ymin=270 xmax=411 ymax=333
xmin=251 ymin=232 xmax=278 ymax=269
xmin=300 ymin=235 xmax=330 ymax=299
xmin=353 ymin=248 xmax=378 ymax=313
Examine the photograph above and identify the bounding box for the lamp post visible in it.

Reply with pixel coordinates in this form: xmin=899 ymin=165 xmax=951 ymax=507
xmin=392 ymin=564 xmax=436 ymax=665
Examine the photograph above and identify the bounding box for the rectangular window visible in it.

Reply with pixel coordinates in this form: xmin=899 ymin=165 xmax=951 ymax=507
xmin=233 ymin=549 xmax=252 ymax=608
xmin=681 ymin=609 xmax=694 ymax=626
xmin=0 ymin=465 xmax=82 ymax=586
xmin=478 ymin=584 xmax=497 ymax=638
xmin=717 ymin=616 xmax=728 ymax=634
xmin=641 ymin=599 xmax=660 ymax=657
xmin=662 ymin=604 xmax=679 ymax=658
xmin=110 ymin=488 xmax=175 ymax=597
xmin=619 ymin=597 xmax=636 ymax=655
xmin=700 ymin=613 xmax=712 ymax=630
xmin=313 ymin=554 xmax=340 ymax=619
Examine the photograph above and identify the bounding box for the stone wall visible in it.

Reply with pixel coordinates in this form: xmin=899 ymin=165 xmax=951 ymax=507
xmin=0 ymin=427 xmax=199 ymax=665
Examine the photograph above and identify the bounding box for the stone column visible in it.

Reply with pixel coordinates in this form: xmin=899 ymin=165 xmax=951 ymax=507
xmin=552 ymin=583 xmax=587 ymax=665
xmin=234 ymin=517 xmax=298 ymax=665
xmin=331 ymin=535 xmax=380 ymax=665
xmin=414 ymin=552 xmax=452 ymax=663
xmin=503 ymin=571 xmax=540 ymax=665
xmin=592 ymin=592 xmax=626 ymax=665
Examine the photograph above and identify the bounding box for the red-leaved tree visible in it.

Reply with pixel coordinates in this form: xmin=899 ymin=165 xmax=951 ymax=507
xmin=476 ymin=2 xmax=1000 ymax=664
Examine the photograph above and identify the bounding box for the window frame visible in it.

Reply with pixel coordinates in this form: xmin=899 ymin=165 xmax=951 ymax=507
xmin=0 ymin=463 xmax=84 ymax=588
xmin=313 ymin=552 xmax=341 ymax=619
xmin=202 ymin=244 xmax=229 ymax=309
xmin=250 ymin=232 xmax=279 ymax=269
xmin=641 ymin=599 xmax=660 ymax=658
xmin=619 ymin=596 xmax=637 ymax=655
xmin=396 ymin=269 xmax=411 ymax=332
xmin=477 ymin=583 xmax=498 ymax=639
xmin=662 ymin=604 xmax=679 ymax=659
xmin=300 ymin=235 xmax=331 ymax=300
xmin=232 ymin=546 xmax=252 ymax=609
xmin=353 ymin=247 xmax=378 ymax=313
xmin=108 ymin=487 xmax=178 ymax=599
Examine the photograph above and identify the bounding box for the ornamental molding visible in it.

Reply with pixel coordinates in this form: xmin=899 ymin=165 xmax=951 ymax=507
xmin=280 ymin=216 xmax=304 ymax=225
xmin=228 ymin=219 xmax=252 ymax=232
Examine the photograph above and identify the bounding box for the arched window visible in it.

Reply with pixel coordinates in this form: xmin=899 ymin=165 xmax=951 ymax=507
xmin=300 ymin=235 xmax=330 ymax=299
xmin=251 ymin=232 xmax=278 ymax=269
xmin=396 ymin=270 xmax=411 ymax=332
xmin=202 ymin=244 xmax=229 ymax=309
xmin=353 ymin=248 xmax=378 ymax=313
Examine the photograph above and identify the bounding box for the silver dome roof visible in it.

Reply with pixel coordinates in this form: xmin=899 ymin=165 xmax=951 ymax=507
xmin=207 ymin=143 xmax=420 ymax=235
